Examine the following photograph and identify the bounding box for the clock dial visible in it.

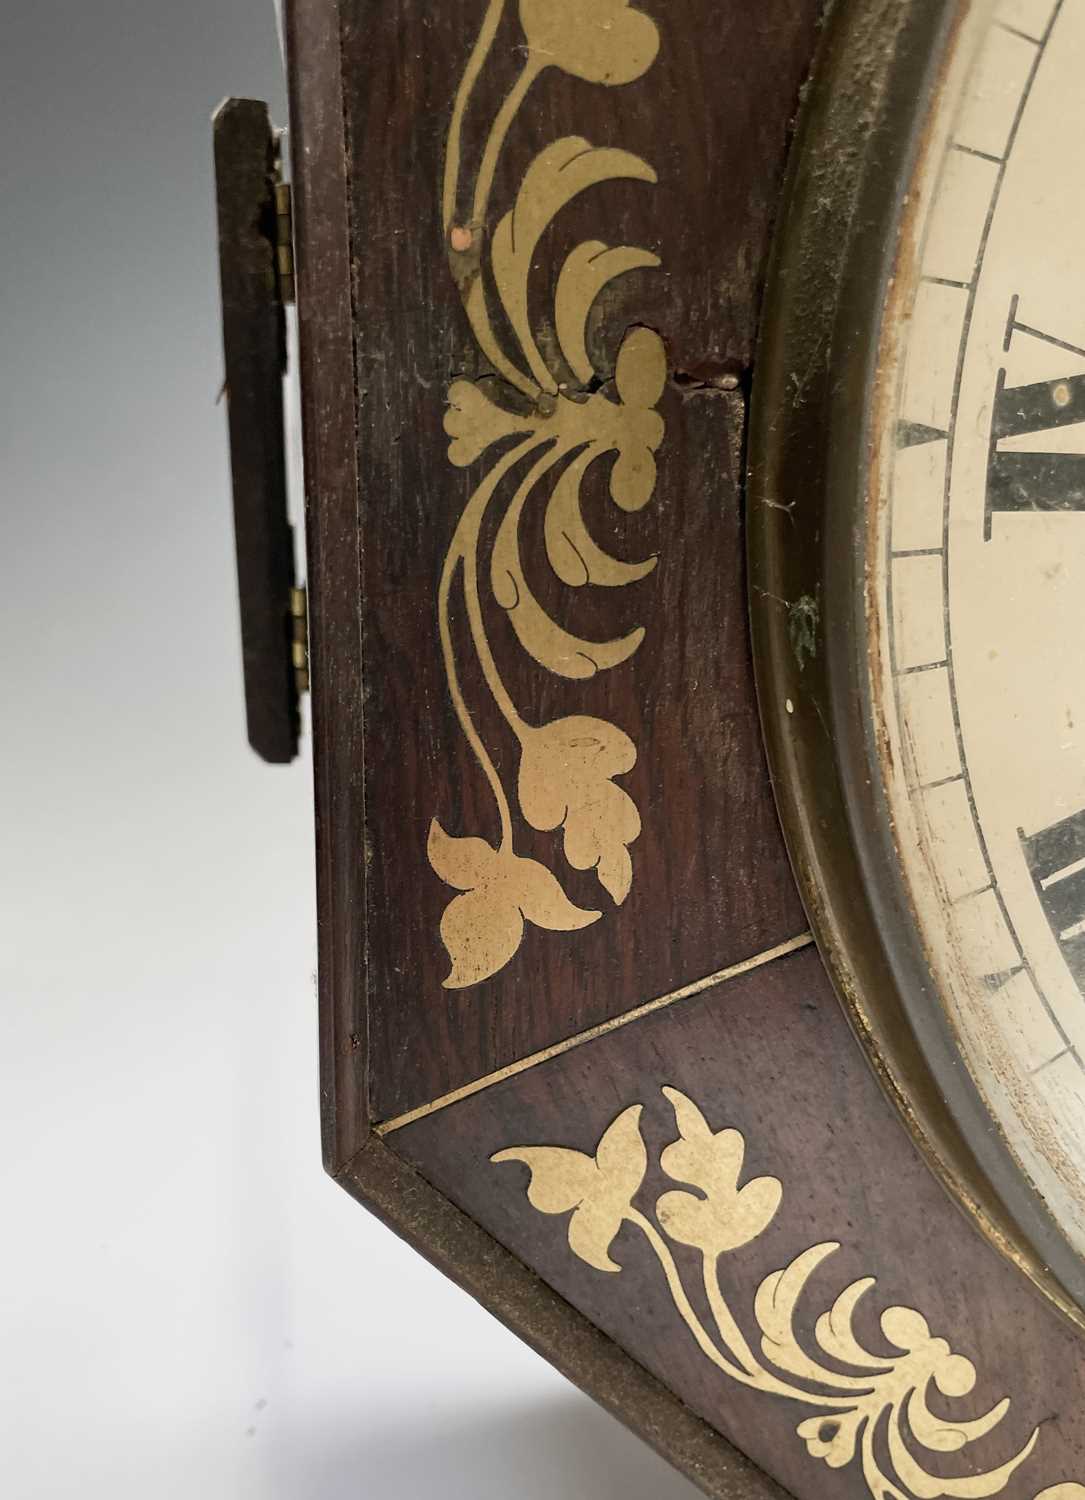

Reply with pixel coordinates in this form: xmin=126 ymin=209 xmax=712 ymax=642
xmin=873 ymin=0 xmax=1085 ymax=1254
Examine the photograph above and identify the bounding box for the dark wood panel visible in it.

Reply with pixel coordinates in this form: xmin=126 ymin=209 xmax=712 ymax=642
xmin=331 ymin=0 xmax=820 ymax=1124
xmin=390 ymin=943 xmax=1085 ymax=1500
xmin=214 ymin=98 xmax=299 ymax=764
xmin=336 ymin=1133 xmax=789 ymax=1500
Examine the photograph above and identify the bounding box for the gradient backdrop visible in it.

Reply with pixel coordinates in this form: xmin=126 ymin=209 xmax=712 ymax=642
xmin=0 ymin=2 xmax=700 ymax=1496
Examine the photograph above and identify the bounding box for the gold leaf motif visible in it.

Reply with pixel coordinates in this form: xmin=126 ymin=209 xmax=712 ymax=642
xmin=615 ymin=322 xmax=668 ymax=408
xmin=495 ymin=1085 xmax=1058 ymax=1500
xmin=795 ymin=1410 xmax=865 ymax=1472
xmin=543 ymin=449 xmax=658 ymax=588
xmin=428 ymin=820 xmax=598 ymax=989
xmin=491 ymin=139 xmax=658 ymax=391
xmin=519 ymin=0 xmax=660 ymax=85
xmin=443 ymin=377 xmax=536 ymax=467
xmin=555 ymin=241 xmax=662 ymax=385
xmin=429 ymin=0 xmax=666 ymax=985
xmin=492 ymin=1103 xmax=647 ymax=1271
xmin=491 ymin=475 xmax=647 ymax=678
xmin=517 ymin=715 xmax=640 ymax=902
xmin=610 ymin=326 xmax=667 ymax=510
xmin=755 ymin=1241 xmax=848 ymax=1377
xmin=814 ymin=1275 xmax=883 ymax=1370
xmin=656 ymin=1087 xmax=782 ymax=1255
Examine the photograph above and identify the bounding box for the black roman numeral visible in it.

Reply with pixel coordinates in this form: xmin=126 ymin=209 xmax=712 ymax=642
xmin=985 ymin=298 xmax=1085 ymax=537
xmin=986 ymin=369 xmax=1085 ymax=533
xmin=1021 ymin=807 xmax=1085 ymax=997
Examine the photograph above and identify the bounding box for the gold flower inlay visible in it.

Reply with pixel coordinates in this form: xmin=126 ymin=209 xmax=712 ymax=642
xmin=431 ymin=0 xmax=666 ymax=987
xmin=494 ymin=1086 xmax=1080 ymax=1500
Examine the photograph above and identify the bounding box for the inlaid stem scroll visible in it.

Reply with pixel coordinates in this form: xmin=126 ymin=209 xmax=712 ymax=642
xmin=494 ymin=1087 xmax=1083 ymax=1500
xmin=431 ymin=0 xmax=666 ymax=988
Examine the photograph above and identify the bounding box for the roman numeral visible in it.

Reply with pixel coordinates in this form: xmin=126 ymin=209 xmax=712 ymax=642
xmin=1021 ymin=807 xmax=1085 ymax=997
xmin=986 ymin=368 xmax=1085 ymax=532
xmin=985 ymin=298 xmax=1085 ymax=537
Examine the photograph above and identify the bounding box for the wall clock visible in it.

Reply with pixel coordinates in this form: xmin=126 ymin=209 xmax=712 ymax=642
xmin=216 ymin=0 xmax=1085 ymax=1496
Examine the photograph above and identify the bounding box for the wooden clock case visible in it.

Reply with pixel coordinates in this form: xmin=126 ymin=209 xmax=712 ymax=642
xmin=216 ymin=1 xmax=1085 ymax=1497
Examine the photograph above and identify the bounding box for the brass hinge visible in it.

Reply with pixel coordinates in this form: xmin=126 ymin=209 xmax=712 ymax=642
xmin=290 ymin=584 xmax=309 ymax=696
xmin=275 ymin=180 xmax=295 ymax=305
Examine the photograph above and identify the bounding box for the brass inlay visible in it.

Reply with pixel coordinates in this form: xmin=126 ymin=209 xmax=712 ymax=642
xmin=494 ymin=1087 xmax=1080 ymax=1500
xmin=375 ymin=933 xmax=814 ymax=1136
xmin=431 ymin=0 xmax=666 ymax=987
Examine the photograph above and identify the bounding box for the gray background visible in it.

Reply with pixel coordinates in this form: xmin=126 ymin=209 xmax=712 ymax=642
xmin=0 ymin=2 xmax=700 ymax=1495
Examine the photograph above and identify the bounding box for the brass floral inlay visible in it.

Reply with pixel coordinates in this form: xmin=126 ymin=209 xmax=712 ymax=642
xmin=493 ymin=1087 xmax=1075 ymax=1500
xmin=431 ymin=0 xmax=666 ymax=987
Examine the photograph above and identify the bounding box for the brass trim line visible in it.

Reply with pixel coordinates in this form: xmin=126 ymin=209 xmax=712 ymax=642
xmin=375 ymin=932 xmax=815 ymax=1136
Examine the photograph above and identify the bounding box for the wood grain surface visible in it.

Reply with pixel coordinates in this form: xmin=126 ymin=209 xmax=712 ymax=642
xmin=214 ymin=98 xmax=299 ymax=764
xmin=286 ymin=6 xmax=1085 ymax=1500
xmin=389 ymin=942 xmax=1085 ymax=1500
xmin=330 ymin=0 xmax=819 ymax=1127
xmin=286 ymin=0 xmax=368 ymax=1169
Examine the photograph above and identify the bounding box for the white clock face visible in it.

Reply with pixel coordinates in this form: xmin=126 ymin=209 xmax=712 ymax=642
xmin=873 ymin=0 xmax=1085 ymax=1252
